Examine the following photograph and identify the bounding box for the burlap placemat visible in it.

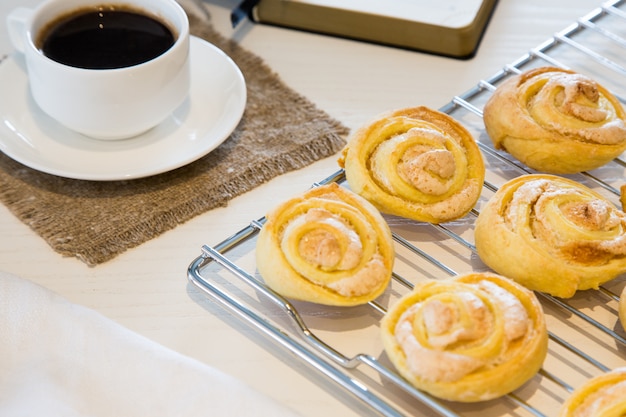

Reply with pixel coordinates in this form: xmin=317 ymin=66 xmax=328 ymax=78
xmin=0 ymin=12 xmax=349 ymax=266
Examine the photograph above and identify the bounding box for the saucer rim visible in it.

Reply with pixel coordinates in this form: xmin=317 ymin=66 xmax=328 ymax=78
xmin=0 ymin=36 xmax=247 ymax=181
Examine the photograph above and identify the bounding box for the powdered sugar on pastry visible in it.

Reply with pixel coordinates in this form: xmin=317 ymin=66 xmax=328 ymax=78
xmin=326 ymin=254 xmax=387 ymax=297
xmin=477 ymin=280 xmax=528 ymax=341
xmin=395 ymin=128 xmax=456 ymax=195
xmin=256 ymin=183 xmax=393 ymax=307
xmin=393 ymin=280 xmax=530 ymax=383
xmin=394 ymin=295 xmax=488 ymax=382
xmin=280 ymin=207 xmax=387 ymax=297
xmin=369 ymin=127 xmax=480 ymax=222
xmin=504 ymin=179 xmax=626 ymax=262
xmin=569 ymin=380 xmax=626 ymax=417
xmin=291 ymin=208 xmax=362 ymax=271
xmin=340 ymin=106 xmax=484 ymax=224
xmin=529 ymin=73 xmax=626 ymax=145
xmin=483 ymin=67 xmax=626 ymax=174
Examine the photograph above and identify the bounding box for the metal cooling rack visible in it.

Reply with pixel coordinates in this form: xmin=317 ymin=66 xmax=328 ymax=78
xmin=187 ymin=1 xmax=626 ymax=416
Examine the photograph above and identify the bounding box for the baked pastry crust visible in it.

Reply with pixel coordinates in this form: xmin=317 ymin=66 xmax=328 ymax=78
xmin=256 ymin=183 xmax=394 ymax=306
xmin=483 ymin=66 xmax=626 ymax=174
xmin=338 ymin=106 xmax=485 ymax=223
xmin=475 ymin=174 xmax=626 ymax=298
xmin=558 ymin=367 xmax=626 ymax=416
xmin=380 ymin=272 xmax=548 ymax=402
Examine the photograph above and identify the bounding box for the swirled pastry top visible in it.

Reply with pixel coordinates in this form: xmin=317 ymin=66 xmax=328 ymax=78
xmin=483 ymin=66 xmax=626 ymax=174
xmin=475 ymin=174 xmax=626 ymax=297
xmin=338 ymin=106 xmax=485 ymax=223
xmin=381 ymin=272 xmax=548 ymax=402
xmin=558 ymin=367 xmax=626 ymax=417
xmin=255 ymin=183 xmax=394 ymax=306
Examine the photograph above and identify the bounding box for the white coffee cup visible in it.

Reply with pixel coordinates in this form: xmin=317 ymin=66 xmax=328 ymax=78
xmin=6 ymin=0 xmax=190 ymax=140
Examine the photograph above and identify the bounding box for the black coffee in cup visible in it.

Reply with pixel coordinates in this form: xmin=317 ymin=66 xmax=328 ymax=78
xmin=37 ymin=5 xmax=176 ymax=70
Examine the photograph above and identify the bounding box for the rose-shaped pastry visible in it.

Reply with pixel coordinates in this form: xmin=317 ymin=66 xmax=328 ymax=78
xmin=256 ymin=183 xmax=394 ymax=306
xmin=483 ymin=66 xmax=626 ymax=174
xmin=381 ymin=272 xmax=548 ymax=402
xmin=338 ymin=106 xmax=485 ymax=223
xmin=558 ymin=367 xmax=626 ymax=416
xmin=475 ymin=174 xmax=626 ymax=298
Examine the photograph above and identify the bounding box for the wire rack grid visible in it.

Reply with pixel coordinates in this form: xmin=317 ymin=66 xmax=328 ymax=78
xmin=187 ymin=1 xmax=626 ymax=416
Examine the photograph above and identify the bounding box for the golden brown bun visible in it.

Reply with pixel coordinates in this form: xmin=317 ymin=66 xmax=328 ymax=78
xmin=380 ymin=272 xmax=548 ymax=402
xmin=256 ymin=183 xmax=394 ymax=306
xmin=558 ymin=367 xmax=626 ymax=416
xmin=475 ymin=174 xmax=626 ymax=298
xmin=338 ymin=106 xmax=484 ymax=224
xmin=483 ymin=66 xmax=626 ymax=174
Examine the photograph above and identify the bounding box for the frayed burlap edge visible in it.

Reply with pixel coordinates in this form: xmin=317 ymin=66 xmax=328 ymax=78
xmin=0 ymin=11 xmax=349 ymax=266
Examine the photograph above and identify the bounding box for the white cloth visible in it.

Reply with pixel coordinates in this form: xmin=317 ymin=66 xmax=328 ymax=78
xmin=0 ymin=271 xmax=299 ymax=417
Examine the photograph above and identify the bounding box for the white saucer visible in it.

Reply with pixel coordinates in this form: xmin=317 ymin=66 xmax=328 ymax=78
xmin=0 ymin=36 xmax=246 ymax=181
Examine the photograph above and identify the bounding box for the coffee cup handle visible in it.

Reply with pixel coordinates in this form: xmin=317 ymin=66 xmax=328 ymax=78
xmin=6 ymin=8 xmax=34 ymax=54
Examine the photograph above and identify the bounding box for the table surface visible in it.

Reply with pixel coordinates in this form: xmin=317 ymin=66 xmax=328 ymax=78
xmin=0 ymin=0 xmax=607 ymax=416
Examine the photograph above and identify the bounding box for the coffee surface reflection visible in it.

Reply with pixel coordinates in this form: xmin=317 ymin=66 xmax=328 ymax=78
xmin=38 ymin=7 xmax=175 ymax=69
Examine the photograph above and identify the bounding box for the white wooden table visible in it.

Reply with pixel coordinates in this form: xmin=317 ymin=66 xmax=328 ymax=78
xmin=0 ymin=1 xmax=606 ymax=416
